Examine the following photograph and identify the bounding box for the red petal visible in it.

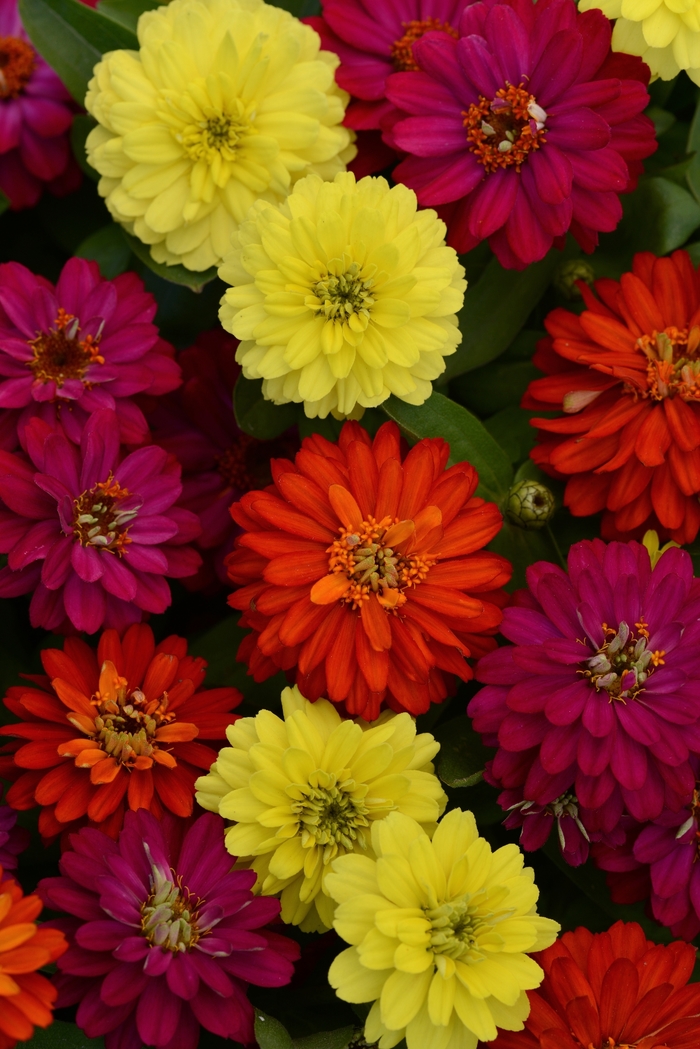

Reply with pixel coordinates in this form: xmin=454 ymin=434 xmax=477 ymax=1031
xmin=128 ymin=768 xmax=154 ymax=811
xmin=356 ymin=620 xmax=389 ymax=693
xmin=264 ymin=551 xmax=330 ymax=586
xmin=275 ymin=473 xmax=338 ymax=531
xmin=360 ymin=593 xmax=392 ymax=651
xmin=328 ymin=485 xmax=363 ymax=531
xmin=87 ymin=769 xmax=129 ymax=822
xmin=598 ymin=957 xmax=638 ymax=1042
xmin=324 ymin=612 xmax=358 ymax=701
xmin=278 ymin=596 xmax=329 ymax=646
xmin=374 ymin=457 xmax=403 ymax=520
xmin=634 ymin=406 xmax=671 ymax=467
xmin=347 ymin=439 xmax=379 ymax=519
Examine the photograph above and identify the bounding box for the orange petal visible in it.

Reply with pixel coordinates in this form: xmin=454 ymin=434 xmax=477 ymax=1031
xmin=382 ymin=519 xmax=415 ymax=549
xmin=153 ymin=750 xmax=177 ymax=768
xmin=142 ymin=653 xmax=178 ymax=704
xmin=328 ymin=484 xmax=363 ymax=530
xmin=310 ymin=573 xmax=352 ymax=605
xmin=128 ymin=768 xmax=154 ymax=811
xmin=66 ymin=713 xmax=97 ymax=736
xmin=635 ymin=406 xmax=671 ymax=467
xmin=90 ymin=757 xmax=121 ymax=785
xmin=154 ymin=722 xmax=198 ymax=743
xmin=75 ymin=749 xmax=108 ymax=768
xmin=97 ymin=660 xmax=125 ymax=705
xmin=50 ymin=679 xmax=95 ymax=718
xmin=0 ymin=923 xmax=36 ymax=952
xmin=360 ymin=593 xmax=392 ymax=652
xmin=58 ymin=738 xmax=100 ymax=757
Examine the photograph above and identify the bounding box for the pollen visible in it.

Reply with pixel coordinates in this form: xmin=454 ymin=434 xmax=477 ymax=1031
xmin=390 ymin=18 xmax=459 ymax=71
xmin=0 ymin=35 xmax=35 ymax=99
xmin=72 ymin=474 xmax=137 ymax=556
xmin=28 ymin=308 xmax=105 ymax=389
xmin=631 ymin=325 xmax=700 ymax=401
xmin=463 ymin=83 xmax=547 ymax=173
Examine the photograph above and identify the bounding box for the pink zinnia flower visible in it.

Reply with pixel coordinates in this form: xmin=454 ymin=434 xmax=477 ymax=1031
xmin=468 ymin=539 xmax=700 ymax=848
xmin=0 ymin=0 xmax=81 ymax=209
xmin=0 ymin=799 xmax=29 ymax=870
xmin=0 ymin=408 xmax=201 ymax=632
xmin=150 ymin=330 xmax=298 ymax=590
xmin=40 ymin=810 xmax=299 ymax=1049
xmin=0 ymin=258 xmax=181 ymax=449
xmin=384 ymin=0 xmax=657 ymax=268
xmin=307 ymin=0 xmax=468 ymax=176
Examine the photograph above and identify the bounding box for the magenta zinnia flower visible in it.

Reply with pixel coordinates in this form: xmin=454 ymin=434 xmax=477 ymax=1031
xmin=0 ymin=258 xmax=181 ymax=449
xmin=384 ymin=0 xmax=657 ymax=268
xmin=0 ymin=408 xmax=201 ymax=632
xmin=0 ymin=800 xmax=29 ymax=870
xmin=0 ymin=0 xmax=81 ymax=209
xmin=468 ymin=539 xmax=700 ymax=853
xmin=40 ymin=810 xmax=299 ymax=1049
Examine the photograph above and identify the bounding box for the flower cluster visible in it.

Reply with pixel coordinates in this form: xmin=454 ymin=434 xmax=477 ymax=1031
xmin=40 ymin=810 xmax=299 ymax=1049
xmin=0 ymin=0 xmax=81 ymax=209
xmin=195 ymin=684 xmax=446 ymax=930
xmin=227 ymin=419 xmax=509 ymax=718
xmin=0 ymin=623 xmax=242 ymax=840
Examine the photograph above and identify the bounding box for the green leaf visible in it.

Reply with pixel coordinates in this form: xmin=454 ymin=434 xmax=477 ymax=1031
xmin=380 ymin=392 xmax=513 ymax=503
xmin=293 ymin=1028 xmax=356 ymax=1049
xmin=272 ymin=0 xmax=320 ymax=14
xmin=234 ymin=375 xmax=299 ymax=440
xmin=19 ymin=0 xmax=136 ymax=104
xmin=71 ymin=114 xmax=99 ymax=181
xmin=489 ymin=519 xmax=562 ymax=591
xmin=444 ymin=251 xmax=561 ymax=379
xmin=619 ymin=176 xmax=700 ymax=255
xmin=450 ymin=360 xmax=540 ymax=416
xmin=255 ymin=1011 xmax=295 ymax=1049
xmin=75 ymin=225 xmax=132 ymax=279
xmin=96 ymin=0 xmax=160 ymax=31
xmin=122 ymin=230 xmax=218 ymax=290
xmin=22 ymin=1020 xmax=104 ymax=1047
xmin=483 ymin=408 xmax=538 ymax=465
xmin=433 ymin=716 xmax=493 ymax=788
xmin=687 ymin=92 xmax=700 ymax=153
xmin=0 ymin=188 xmax=8 ymax=217
xmin=647 ymin=106 xmax=675 ymax=136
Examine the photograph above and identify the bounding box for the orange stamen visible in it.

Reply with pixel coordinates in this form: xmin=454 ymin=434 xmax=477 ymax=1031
xmin=463 ymin=83 xmax=546 ymax=173
xmin=28 ymin=310 xmax=105 ymax=390
xmin=631 ymin=325 xmax=700 ymax=402
xmin=391 ymin=18 xmax=458 ymax=71
xmin=0 ymin=36 xmax=35 ymax=98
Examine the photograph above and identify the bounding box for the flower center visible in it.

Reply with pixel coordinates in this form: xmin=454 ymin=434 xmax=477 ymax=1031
xmin=463 ymin=83 xmax=547 ymax=173
xmin=180 ymin=109 xmax=250 ymax=163
xmin=28 ymin=309 xmax=105 ymax=389
xmin=671 ymin=783 xmax=700 ymax=859
xmin=215 ymin=435 xmax=256 ymax=491
xmin=581 ymin=619 xmax=664 ymax=703
xmin=72 ymin=475 xmax=138 ymax=555
xmin=0 ymin=36 xmax=35 ymax=99
xmin=291 ymin=772 xmax=371 ymax=858
xmin=630 ymin=326 xmax=700 ymax=401
xmin=61 ymin=660 xmax=197 ymax=772
xmin=390 ymin=18 xmax=458 ymax=71
xmin=427 ymin=896 xmax=492 ymax=962
xmin=327 ymin=515 xmax=435 ymax=611
xmin=141 ymin=855 xmax=202 ymax=952
xmin=308 ymin=263 xmax=375 ymax=334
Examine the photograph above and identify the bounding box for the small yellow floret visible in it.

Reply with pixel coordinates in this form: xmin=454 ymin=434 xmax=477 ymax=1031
xmin=327 ymin=809 xmax=560 ymax=1049
xmin=194 ymin=686 xmax=447 ymax=932
xmin=580 ymin=0 xmax=700 ymax=82
xmin=218 ymin=170 xmax=466 ymax=418
xmin=84 ymin=0 xmax=355 ymax=271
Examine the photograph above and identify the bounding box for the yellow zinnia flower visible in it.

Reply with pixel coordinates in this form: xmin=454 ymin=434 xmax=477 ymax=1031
xmin=84 ymin=0 xmax=355 ymax=271
xmin=580 ymin=0 xmax=700 ymax=83
xmin=327 ymin=809 xmax=560 ymax=1049
xmin=194 ymin=685 xmax=446 ymax=932
xmin=218 ymin=171 xmax=466 ymax=418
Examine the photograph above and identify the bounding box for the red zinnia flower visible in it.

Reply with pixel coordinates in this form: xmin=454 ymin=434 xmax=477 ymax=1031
xmin=227 ymin=420 xmax=510 ymax=720
xmin=486 ymin=921 xmax=700 ymax=1049
xmin=525 ymin=250 xmax=700 ymax=543
xmin=0 ymin=624 xmax=242 ymax=841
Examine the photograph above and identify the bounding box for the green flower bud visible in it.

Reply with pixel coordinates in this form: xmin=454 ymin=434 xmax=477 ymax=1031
xmin=505 ymin=480 xmax=555 ymax=530
xmin=554 ymin=259 xmax=595 ymax=300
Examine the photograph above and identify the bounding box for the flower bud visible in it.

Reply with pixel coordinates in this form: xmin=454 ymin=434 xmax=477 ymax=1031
xmin=554 ymin=259 xmax=595 ymax=299
xmin=505 ymin=480 xmax=555 ymax=529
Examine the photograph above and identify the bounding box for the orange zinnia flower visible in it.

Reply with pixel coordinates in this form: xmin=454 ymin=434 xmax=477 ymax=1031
xmin=0 ymin=864 xmax=66 ymax=1049
xmin=0 ymin=624 xmax=242 ymax=841
xmin=227 ymin=420 xmax=510 ymax=719
xmin=525 ymin=249 xmax=700 ymax=543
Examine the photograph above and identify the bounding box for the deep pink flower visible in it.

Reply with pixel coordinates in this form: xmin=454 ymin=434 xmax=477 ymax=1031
xmin=468 ymin=539 xmax=700 ymax=859
xmin=0 ymin=407 xmax=201 ymax=632
xmin=0 ymin=799 xmax=29 ymax=870
xmin=40 ymin=810 xmax=299 ymax=1049
xmin=307 ymin=0 xmax=468 ymax=175
xmin=150 ymin=329 xmax=298 ymax=590
xmin=0 ymin=0 xmax=81 ymax=209
xmin=0 ymin=258 xmax=181 ymax=449
xmin=383 ymin=0 xmax=657 ymax=268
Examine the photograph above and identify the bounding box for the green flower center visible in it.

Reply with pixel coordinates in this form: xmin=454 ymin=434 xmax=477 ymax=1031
xmin=180 ymin=108 xmax=251 ymax=162
xmin=427 ymin=898 xmax=487 ymax=960
xmin=141 ymin=860 xmax=201 ymax=952
xmin=310 ymin=262 xmax=375 ymax=327
xmin=291 ymin=772 xmax=370 ymax=854
xmin=582 ymin=619 xmax=665 ymax=703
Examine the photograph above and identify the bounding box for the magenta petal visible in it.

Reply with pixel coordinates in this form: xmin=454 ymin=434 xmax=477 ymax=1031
xmin=71 ymin=542 xmax=104 ymax=583
xmin=136 ymin=977 xmax=181 ymax=1046
xmin=101 ymin=962 xmax=149 ymax=1007
xmin=63 ymin=573 xmax=106 ymax=632
xmin=166 ymin=953 xmax=200 ymax=1000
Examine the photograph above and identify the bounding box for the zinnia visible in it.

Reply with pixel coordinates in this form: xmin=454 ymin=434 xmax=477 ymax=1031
xmin=0 ymin=408 xmax=202 ymax=632
xmin=383 ymin=0 xmax=656 ymax=269
xmin=0 ymin=863 xmax=67 ymax=1049
xmin=0 ymin=0 xmax=81 ymax=209
xmin=85 ymin=0 xmax=355 ymax=272
xmin=0 ymin=803 xmax=28 ymax=872
xmin=218 ymin=171 xmax=466 ymax=418
xmin=0 ymin=623 xmax=242 ymax=841
xmin=227 ymin=419 xmax=510 ymax=719
xmin=0 ymin=258 xmax=180 ymax=449
xmin=39 ymin=810 xmax=299 ymax=1049
xmin=486 ymin=920 xmax=700 ymax=1049
xmin=195 ymin=684 xmax=446 ymax=931
xmin=524 ymin=249 xmax=700 ymax=544
xmin=468 ymin=536 xmax=700 ymax=837
xmin=327 ymin=808 xmax=560 ymax=1049
xmin=581 ymin=0 xmax=700 ymax=85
